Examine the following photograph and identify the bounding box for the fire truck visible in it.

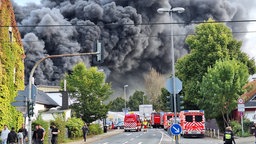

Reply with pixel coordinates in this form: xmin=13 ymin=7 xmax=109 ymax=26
xmin=124 ymin=112 xmax=142 ymax=132
xmin=162 ymin=112 xmax=174 ymax=130
xmin=179 ymin=110 xmax=205 ymax=137
xmin=151 ymin=112 xmax=161 ymax=128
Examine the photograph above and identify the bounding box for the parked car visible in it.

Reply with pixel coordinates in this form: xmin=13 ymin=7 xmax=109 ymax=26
xmin=114 ymin=121 xmax=124 ymax=129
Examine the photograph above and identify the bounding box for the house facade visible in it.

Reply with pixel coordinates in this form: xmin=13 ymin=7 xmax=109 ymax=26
xmin=234 ymin=80 xmax=256 ymax=122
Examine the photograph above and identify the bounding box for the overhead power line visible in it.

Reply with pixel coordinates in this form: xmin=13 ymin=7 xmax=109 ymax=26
xmin=1 ymin=19 xmax=256 ymax=28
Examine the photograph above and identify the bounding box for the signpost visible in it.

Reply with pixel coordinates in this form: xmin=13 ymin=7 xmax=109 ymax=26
xmin=166 ymin=77 xmax=182 ymax=94
xmin=170 ymin=123 xmax=182 ymax=135
xmin=237 ymin=98 xmax=245 ymax=135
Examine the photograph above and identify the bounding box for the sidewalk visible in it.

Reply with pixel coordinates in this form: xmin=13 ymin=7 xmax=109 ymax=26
xmin=63 ymin=129 xmax=123 ymax=144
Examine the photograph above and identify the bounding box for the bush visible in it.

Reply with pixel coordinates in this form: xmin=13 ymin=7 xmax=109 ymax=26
xmin=32 ymin=117 xmax=50 ymax=143
xmin=88 ymin=124 xmax=103 ymax=135
xmin=243 ymin=118 xmax=254 ymax=133
xmin=50 ymin=114 xmax=67 ymax=143
xmin=66 ymin=117 xmax=84 ymax=138
xmin=230 ymin=119 xmax=252 ymax=137
xmin=230 ymin=120 xmax=241 ymax=135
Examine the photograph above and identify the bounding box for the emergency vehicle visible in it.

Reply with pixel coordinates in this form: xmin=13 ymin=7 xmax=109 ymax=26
xmin=179 ymin=110 xmax=205 ymax=137
xmin=151 ymin=112 xmax=161 ymax=128
xmin=124 ymin=112 xmax=142 ymax=132
xmin=162 ymin=112 xmax=174 ymax=130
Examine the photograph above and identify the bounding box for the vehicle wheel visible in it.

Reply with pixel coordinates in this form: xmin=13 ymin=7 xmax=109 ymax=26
xmin=124 ymin=130 xmax=127 ymax=132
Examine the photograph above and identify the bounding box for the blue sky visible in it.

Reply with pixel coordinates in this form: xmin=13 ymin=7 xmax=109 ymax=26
xmin=13 ymin=0 xmax=40 ymax=6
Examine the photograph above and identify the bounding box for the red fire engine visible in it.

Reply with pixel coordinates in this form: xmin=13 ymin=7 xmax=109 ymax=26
xmin=162 ymin=112 xmax=174 ymax=130
xmin=179 ymin=110 xmax=205 ymax=137
xmin=151 ymin=112 xmax=161 ymax=128
xmin=124 ymin=112 xmax=142 ymax=132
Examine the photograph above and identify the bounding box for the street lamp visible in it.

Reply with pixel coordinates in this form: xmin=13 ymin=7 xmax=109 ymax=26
xmin=124 ymin=85 xmax=128 ymax=114
xmin=157 ymin=6 xmax=184 ymax=144
xmin=27 ymin=52 xmax=99 ymax=144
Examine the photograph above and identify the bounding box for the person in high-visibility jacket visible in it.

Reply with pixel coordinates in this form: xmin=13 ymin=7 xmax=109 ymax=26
xmin=143 ymin=120 xmax=147 ymax=129
xmin=223 ymin=126 xmax=236 ymax=144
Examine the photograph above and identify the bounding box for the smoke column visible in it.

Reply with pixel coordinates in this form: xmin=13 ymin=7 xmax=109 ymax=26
xmin=12 ymin=0 xmax=255 ymax=97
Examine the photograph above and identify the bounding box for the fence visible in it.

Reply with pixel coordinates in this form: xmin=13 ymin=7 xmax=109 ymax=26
xmin=205 ymin=128 xmax=221 ymax=139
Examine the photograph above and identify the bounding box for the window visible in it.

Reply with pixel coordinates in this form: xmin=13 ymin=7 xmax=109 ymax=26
xmin=195 ymin=115 xmax=203 ymax=122
xmin=185 ymin=115 xmax=193 ymax=122
xmin=167 ymin=116 xmax=172 ymax=120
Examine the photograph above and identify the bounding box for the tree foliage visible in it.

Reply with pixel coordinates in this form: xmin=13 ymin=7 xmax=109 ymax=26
xmin=157 ymin=88 xmax=171 ymax=112
xmin=144 ymin=68 xmax=165 ymax=105
xmin=127 ymin=90 xmax=148 ymax=111
xmin=64 ymin=63 xmax=112 ymax=123
xmin=0 ymin=0 xmax=25 ymax=129
xmin=199 ymin=59 xmax=249 ymax=126
xmin=108 ymin=97 xmax=125 ymax=112
xmin=176 ymin=19 xmax=256 ymax=109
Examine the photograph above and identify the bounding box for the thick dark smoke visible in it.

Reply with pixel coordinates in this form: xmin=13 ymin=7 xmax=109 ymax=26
xmin=12 ymin=0 xmax=255 ymax=98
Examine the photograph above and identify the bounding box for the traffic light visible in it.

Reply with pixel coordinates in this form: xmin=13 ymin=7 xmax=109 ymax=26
xmin=166 ymin=94 xmax=174 ymax=112
xmin=176 ymin=94 xmax=184 ymax=112
xmin=96 ymin=41 xmax=102 ymax=61
xmin=27 ymin=101 xmax=34 ymax=117
xmin=93 ymin=40 xmax=103 ymax=65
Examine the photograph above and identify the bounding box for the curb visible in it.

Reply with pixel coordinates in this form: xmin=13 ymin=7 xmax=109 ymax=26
xmin=64 ymin=129 xmax=123 ymax=144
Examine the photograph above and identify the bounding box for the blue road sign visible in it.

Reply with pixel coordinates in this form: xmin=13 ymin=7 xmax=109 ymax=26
xmin=170 ymin=123 xmax=182 ymax=135
xmin=166 ymin=77 xmax=182 ymax=94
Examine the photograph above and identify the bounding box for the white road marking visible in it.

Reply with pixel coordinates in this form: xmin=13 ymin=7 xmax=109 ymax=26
xmin=138 ymin=142 xmax=143 ymax=144
xmin=130 ymin=138 xmax=134 ymax=141
xmin=125 ymin=133 xmax=132 ymax=136
xmin=158 ymin=130 xmax=164 ymax=144
xmin=123 ymin=141 xmax=129 ymax=144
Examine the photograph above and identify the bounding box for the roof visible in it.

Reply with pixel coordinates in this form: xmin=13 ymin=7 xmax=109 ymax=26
xmin=36 ymin=90 xmax=59 ymax=107
xmin=240 ymin=80 xmax=256 ymax=107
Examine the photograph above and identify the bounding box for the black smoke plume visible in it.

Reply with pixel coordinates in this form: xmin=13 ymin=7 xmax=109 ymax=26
xmin=12 ymin=0 xmax=255 ymax=97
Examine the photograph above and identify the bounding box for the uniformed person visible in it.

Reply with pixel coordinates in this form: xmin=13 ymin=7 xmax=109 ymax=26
xmin=223 ymin=126 xmax=236 ymax=144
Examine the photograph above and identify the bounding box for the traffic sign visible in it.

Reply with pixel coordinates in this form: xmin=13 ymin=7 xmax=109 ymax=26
xmin=31 ymin=84 xmax=37 ymax=102
xmin=11 ymin=101 xmax=27 ymax=107
xmin=238 ymin=104 xmax=245 ymax=112
xmin=166 ymin=77 xmax=182 ymax=94
xmin=15 ymin=94 xmax=27 ymax=101
xmin=238 ymin=98 xmax=244 ymax=104
xmin=170 ymin=123 xmax=182 ymax=135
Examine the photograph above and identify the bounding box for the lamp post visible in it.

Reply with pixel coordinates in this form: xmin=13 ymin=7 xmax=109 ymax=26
xmin=27 ymin=52 xmax=99 ymax=144
xmin=123 ymin=85 xmax=128 ymax=114
xmin=157 ymin=6 xmax=185 ymax=144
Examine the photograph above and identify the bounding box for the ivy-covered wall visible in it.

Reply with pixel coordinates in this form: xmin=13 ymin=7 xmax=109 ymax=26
xmin=0 ymin=0 xmax=25 ymax=130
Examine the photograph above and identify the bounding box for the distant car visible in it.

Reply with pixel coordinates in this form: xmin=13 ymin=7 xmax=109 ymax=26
xmin=114 ymin=121 xmax=124 ymax=129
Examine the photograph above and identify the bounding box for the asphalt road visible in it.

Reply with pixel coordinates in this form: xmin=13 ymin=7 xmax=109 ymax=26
xmin=92 ymin=129 xmax=171 ymax=144
xmin=66 ymin=128 xmax=255 ymax=144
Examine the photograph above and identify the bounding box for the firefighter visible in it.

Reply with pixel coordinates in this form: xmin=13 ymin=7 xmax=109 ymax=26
xmin=143 ymin=119 xmax=147 ymax=132
xmin=223 ymin=126 xmax=236 ymax=144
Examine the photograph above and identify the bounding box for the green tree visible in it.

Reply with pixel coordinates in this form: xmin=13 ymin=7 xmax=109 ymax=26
xmin=127 ymin=91 xmax=148 ymax=111
xmin=64 ymin=62 xmax=112 ymax=123
xmin=176 ymin=19 xmax=256 ymax=109
xmin=158 ymin=88 xmax=170 ymax=111
xmin=108 ymin=97 xmax=125 ymax=112
xmin=199 ymin=59 xmax=249 ymax=126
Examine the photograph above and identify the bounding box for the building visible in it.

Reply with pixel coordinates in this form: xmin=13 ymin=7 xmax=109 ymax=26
xmin=31 ymin=85 xmax=72 ymax=121
xmin=234 ymin=79 xmax=256 ymax=122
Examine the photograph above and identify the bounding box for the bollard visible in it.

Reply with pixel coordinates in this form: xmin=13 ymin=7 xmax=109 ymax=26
xmin=217 ymin=129 xmax=219 ymax=139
